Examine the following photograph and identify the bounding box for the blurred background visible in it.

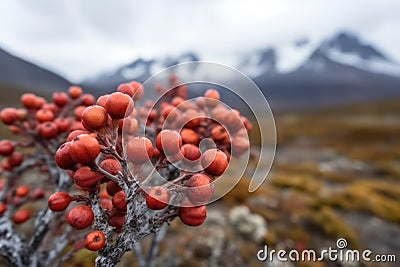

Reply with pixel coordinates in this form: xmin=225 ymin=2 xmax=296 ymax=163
xmin=1 ymin=0 xmax=400 ymax=266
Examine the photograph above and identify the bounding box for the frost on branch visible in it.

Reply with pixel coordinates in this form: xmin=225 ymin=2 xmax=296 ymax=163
xmin=0 ymin=77 xmax=252 ymax=267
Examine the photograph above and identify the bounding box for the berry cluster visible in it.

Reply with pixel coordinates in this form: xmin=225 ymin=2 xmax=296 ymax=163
xmin=0 ymin=77 xmax=251 ymax=266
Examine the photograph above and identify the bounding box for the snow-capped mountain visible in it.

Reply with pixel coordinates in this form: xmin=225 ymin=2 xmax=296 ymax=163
xmin=239 ymin=32 xmax=400 ymax=78
xmin=82 ymin=53 xmax=200 ymax=93
xmin=82 ymin=31 xmax=400 ymax=109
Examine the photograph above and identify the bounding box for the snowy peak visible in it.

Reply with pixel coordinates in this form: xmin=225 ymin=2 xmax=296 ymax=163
xmin=238 ymin=48 xmax=276 ymax=77
xmin=310 ymin=32 xmax=400 ymax=77
xmin=118 ymin=52 xmax=200 ymax=80
xmin=325 ymin=32 xmax=387 ymax=61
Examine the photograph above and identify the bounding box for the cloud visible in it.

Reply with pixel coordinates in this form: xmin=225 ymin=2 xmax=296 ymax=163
xmin=0 ymin=0 xmax=399 ymax=82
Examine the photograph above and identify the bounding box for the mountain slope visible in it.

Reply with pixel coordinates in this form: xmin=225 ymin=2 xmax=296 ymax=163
xmin=82 ymin=31 xmax=400 ymax=110
xmin=0 ymin=47 xmax=71 ymax=93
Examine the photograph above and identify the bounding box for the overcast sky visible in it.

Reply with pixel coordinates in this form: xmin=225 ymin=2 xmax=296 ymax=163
xmin=0 ymin=0 xmax=399 ymax=82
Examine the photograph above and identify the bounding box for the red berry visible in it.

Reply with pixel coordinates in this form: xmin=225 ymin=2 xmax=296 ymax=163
xmin=31 ymin=188 xmax=45 ymax=200
xmin=145 ymin=186 xmax=170 ymax=210
xmin=99 ymin=197 xmax=112 ymax=210
xmin=66 ymin=130 xmax=88 ymax=142
xmin=105 ymin=92 xmax=134 ymax=119
xmin=0 ymin=140 xmax=14 ymax=156
xmin=112 ymin=191 xmax=126 ymax=211
xmin=74 ymin=106 xmax=86 ymax=121
xmin=156 ymin=130 xmax=182 ymax=155
xmin=223 ymin=109 xmax=242 ymax=133
xmin=179 ymin=199 xmax=207 ymax=226
xmin=201 ymin=149 xmax=228 ymax=176
xmin=69 ymin=121 xmax=85 ymax=131
xmin=85 ymin=230 xmax=106 ymax=251
xmin=96 ymin=94 xmax=109 ymax=108
xmin=204 ymin=89 xmax=220 ymax=107
xmin=15 ymin=185 xmax=30 ymax=197
xmin=66 ymin=205 xmax=94 ymax=230
xmin=53 ymin=92 xmax=68 ymax=107
xmin=186 ymin=174 xmax=214 ymax=204
xmin=129 ymin=81 xmax=144 ymax=100
xmin=54 ymin=118 xmax=71 ymax=133
xmin=106 ymin=181 xmax=122 ymax=196
xmin=13 ymin=209 xmax=30 ymax=224
xmin=8 ymin=152 xmax=23 ymax=167
xmin=99 ymin=159 xmax=121 ymax=175
xmin=73 ymin=166 xmax=102 ymax=189
xmin=82 ymin=105 xmax=108 ymax=130
xmin=55 ymin=142 xmax=76 ymax=170
xmin=81 ymin=94 xmax=95 ymax=106
xmin=126 ymin=137 xmax=154 ymax=164
xmin=117 ymin=83 xmax=135 ymax=97
xmin=70 ymin=134 xmax=100 ymax=164
xmin=109 ymin=214 xmax=125 ymax=229
xmin=180 ymin=128 xmax=200 ymax=145
xmin=231 ymin=136 xmax=250 ymax=156
xmin=182 ymin=144 xmax=201 ymax=165
xmin=68 ymin=86 xmax=82 ymax=99
xmin=37 ymin=122 xmax=58 ymax=139
xmin=35 ymin=109 xmax=54 ymax=123
xmin=0 ymin=203 xmax=6 ymax=216
xmin=48 ymin=192 xmax=72 ymax=211
xmin=211 ymin=125 xmax=229 ymax=141
xmin=0 ymin=108 xmax=17 ymax=125
xmin=21 ymin=93 xmax=43 ymax=109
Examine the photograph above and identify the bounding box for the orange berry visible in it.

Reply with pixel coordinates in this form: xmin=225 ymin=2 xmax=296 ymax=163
xmin=74 ymin=106 xmax=86 ymax=121
xmin=37 ymin=122 xmax=58 ymax=139
xmin=117 ymin=83 xmax=135 ymax=97
xmin=66 ymin=130 xmax=88 ymax=142
xmin=73 ymin=166 xmax=102 ymax=189
xmin=126 ymin=137 xmax=154 ymax=164
xmin=15 ymin=185 xmax=30 ymax=197
xmin=96 ymin=94 xmax=109 ymax=108
xmin=53 ymin=92 xmax=68 ymax=107
xmin=112 ymin=191 xmax=126 ymax=211
xmin=231 ymin=136 xmax=250 ymax=156
xmin=82 ymin=105 xmax=108 ymax=130
xmin=201 ymin=149 xmax=228 ymax=176
xmin=180 ymin=128 xmax=200 ymax=145
xmin=99 ymin=159 xmax=121 ymax=175
xmin=105 ymin=92 xmax=134 ymax=119
xmin=204 ymin=89 xmax=220 ymax=107
xmin=0 ymin=140 xmax=14 ymax=156
xmin=54 ymin=118 xmax=71 ymax=133
xmin=66 ymin=205 xmax=94 ymax=230
xmin=70 ymin=134 xmax=100 ymax=164
xmin=48 ymin=192 xmax=72 ymax=211
xmin=21 ymin=93 xmax=43 ymax=109
xmin=186 ymin=174 xmax=214 ymax=204
xmin=182 ymin=144 xmax=201 ymax=165
xmin=81 ymin=94 xmax=95 ymax=106
xmin=129 ymin=81 xmax=144 ymax=100
xmin=179 ymin=199 xmax=207 ymax=226
xmin=145 ymin=186 xmax=170 ymax=210
xmin=211 ymin=125 xmax=228 ymax=141
xmin=85 ymin=230 xmax=106 ymax=251
xmin=68 ymin=86 xmax=83 ymax=99
xmin=0 ymin=108 xmax=17 ymax=125
xmin=13 ymin=209 xmax=30 ymax=224
xmin=156 ymin=130 xmax=182 ymax=155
